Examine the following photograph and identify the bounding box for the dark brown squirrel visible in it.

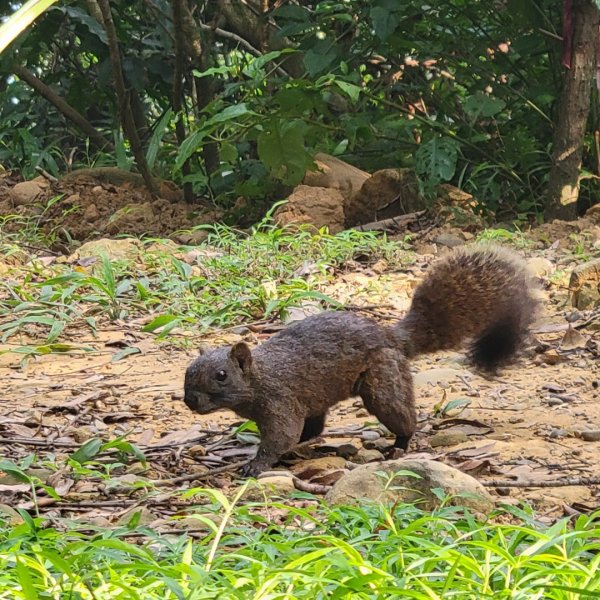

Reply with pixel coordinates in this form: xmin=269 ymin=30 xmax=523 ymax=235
xmin=183 ymin=245 xmax=540 ymax=477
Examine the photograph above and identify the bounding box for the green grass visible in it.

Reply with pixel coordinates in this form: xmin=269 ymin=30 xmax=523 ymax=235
xmin=0 ymin=218 xmax=407 ymax=355
xmin=0 ymin=490 xmax=598 ymax=599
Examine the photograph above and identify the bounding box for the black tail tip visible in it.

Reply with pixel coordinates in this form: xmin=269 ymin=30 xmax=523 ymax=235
xmin=469 ymin=319 xmax=524 ymax=373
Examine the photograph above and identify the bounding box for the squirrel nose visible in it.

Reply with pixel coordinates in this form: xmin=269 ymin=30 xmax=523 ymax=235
xmin=183 ymin=390 xmax=198 ymax=411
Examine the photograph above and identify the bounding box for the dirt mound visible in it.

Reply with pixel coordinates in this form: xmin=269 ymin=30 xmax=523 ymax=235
xmin=0 ymin=169 xmax=221 ymax=245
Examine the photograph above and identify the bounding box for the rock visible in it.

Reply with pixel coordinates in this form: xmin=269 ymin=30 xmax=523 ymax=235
xmin=344 ymin=168 xmax=425 ymax=228
xmin=361 ymin=429 xmax=380 ymax=441
xmin=242 ymin=474 xmax=295 ymax=498
xmin=9 ymin=181 xmax=44 ymax=206
xmin=274 ymin=185 xmax=345 ymax=233
xmin=528 ymin=257 xmax=554 ymax=278
xmin=69 ymin=238 xmax=143 ymax=262
xmin=335 ymin=443 xmax=359 ymax=458
xmin=176 ymin=230 xmax=210 ymax=246
xmin=319 ymin=442 xmax=359 ymax=458
xmin=325 ymin=458 xmax=494 ymax=513
xmin=355 ymin=408 xmax=370 ymax=417
xmin=303 ymin=153 xmax=370 ymax=201
xmin=353 ymin=448 xmax=385 ymax=464
xmin=585 ymin=203 xmax=600 ymax=223
xmin=429 ymin=431 xmax=469 ymax=447
xmin=363 ymin=437 xmax=393 ymax=452
xmin=434 ymin=232 xmax=465 ymax=248
xmin=82 ymin=202 xmax=99 ymax=222
xmin=580 ymin=429 xmax=600 ymax=442
xmin=292 ymin=456 xmax=347 ymax=476
xmin=569 ymin=258 xmax=600 ymax=309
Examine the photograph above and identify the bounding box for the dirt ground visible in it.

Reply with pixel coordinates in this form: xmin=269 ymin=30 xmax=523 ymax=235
xmin=0 ymin=168 xmax=221 ymax=244
xmin=0 ymin=172 xmax=599 ymax=521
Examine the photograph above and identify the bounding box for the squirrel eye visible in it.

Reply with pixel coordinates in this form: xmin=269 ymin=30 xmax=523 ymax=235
xmin=216 ymin=370 xmax=227 ymax=382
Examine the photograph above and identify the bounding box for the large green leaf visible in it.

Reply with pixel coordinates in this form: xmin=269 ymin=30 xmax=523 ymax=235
xmin=0 ymin=0 xmax=60 ymax=54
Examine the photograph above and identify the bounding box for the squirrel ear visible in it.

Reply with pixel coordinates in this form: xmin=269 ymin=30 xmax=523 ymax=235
xmin=197 ymin=343 xmax=210 ymax=356
xmin=230 ymin=342 xmax=252 ymax=372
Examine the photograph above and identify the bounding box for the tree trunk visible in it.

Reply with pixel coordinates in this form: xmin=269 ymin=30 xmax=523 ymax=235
xmin=545 ymin=0 xmax=600 ymax=221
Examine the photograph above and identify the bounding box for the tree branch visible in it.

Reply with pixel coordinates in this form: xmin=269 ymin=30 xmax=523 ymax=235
xmin=94 ymin=0 xmax=157 ymax=196
xmin=11 ymin=64 xmax=113 ymax=152
xmin=171 ymin=0 xmax=194 ymax=202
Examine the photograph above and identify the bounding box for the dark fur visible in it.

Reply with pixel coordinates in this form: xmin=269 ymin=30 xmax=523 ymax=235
xmin=183 ymin=245 xmax=539 ymax=476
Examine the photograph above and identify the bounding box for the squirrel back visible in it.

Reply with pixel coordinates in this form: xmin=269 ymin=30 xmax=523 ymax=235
xmin=183 ymin=243 xmax=540 ymax=476
xmin=397 ymin=245 xmax=539 ymax=371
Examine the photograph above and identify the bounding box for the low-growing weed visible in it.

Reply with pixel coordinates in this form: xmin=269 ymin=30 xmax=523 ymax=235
xmin=0 ymin=220 xmax=406 ymax=353
xmin=0 ymin=491 xmax=598 ymax=598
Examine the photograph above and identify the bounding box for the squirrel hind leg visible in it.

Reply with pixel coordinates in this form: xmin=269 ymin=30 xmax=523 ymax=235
xmin=300 ymin=414 xmax=327 ymax=442
xmin=469 ymin=316 xmax=526 ymax=372
xmin=356 ymin=349 xmax=417 ymax=448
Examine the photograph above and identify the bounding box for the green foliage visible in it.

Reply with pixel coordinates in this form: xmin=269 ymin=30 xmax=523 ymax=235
xmin=0 ymin=219 xmax=404 ymax=353
xmin=0 ymin=494 xmax=599 ymax=598
xmin=0 ymin=0 xmax=573 ymax=217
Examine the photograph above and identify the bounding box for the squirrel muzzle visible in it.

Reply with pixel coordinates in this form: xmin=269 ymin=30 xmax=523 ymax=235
xmin=183 ymin=389 xmax=220 ymax=414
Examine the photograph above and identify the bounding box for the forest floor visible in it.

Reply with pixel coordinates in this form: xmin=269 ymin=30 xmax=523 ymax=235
xmin=0 ymin=173 xmax=599 ymax=529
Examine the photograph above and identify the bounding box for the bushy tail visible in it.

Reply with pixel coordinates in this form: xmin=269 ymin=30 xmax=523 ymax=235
xmin=396 ymin=245 xmax=540 ymax=372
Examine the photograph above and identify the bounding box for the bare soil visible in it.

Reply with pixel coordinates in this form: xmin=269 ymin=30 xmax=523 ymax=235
xmin=0 ymin=169 xmax=221 ymax=244
xmin=0 ymin=173 xmax=599 ymax=524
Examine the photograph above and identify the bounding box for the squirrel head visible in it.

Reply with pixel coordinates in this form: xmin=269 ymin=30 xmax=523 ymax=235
xmin=183 ymin=341 xmax=255 ymax=414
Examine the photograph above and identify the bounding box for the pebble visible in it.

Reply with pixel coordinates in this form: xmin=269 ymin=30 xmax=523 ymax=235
xmin=546 ymin=397 xmax=564 ymax=406
xmin=361 ymin=430 xmax=380 ymax=441
xmin=549 ymin=428 xmax=568 ymax=439
xmin=580 ymin=430 xmax=600 ymax=442
xmin=429 ymin=431 xmax=469 ymax=448
xmin=353 ymin=448 xmax=385 ymax=464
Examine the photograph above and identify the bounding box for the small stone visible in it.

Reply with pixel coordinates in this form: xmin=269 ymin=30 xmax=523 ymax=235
xmin=434 ymin=232 xmax=465 ymax=248
xmin=335 ymin=444 xmax=359 ymax=458
xmin=549 ymin=428 xmax=568 ymax=439
xmin=9 ymin=181 xmax=44 ymax=206
xmin=353 ymin=448 xmax=385 ymax=464
xmin=361 ymin=430 xmax=380 ymax=441
xmin=363 ymin=437 xmax=393 ymax=452
xmin=580 ymin=430 xmax=600 ymax=442
xmin=429 ymin=431 xmax=469 ymax=448
xmin=249 ymin=475 xmax=295 ymax=496
xmin=71 ymin=427 xmax=91 ymax=443
xmin=355 ymin=408 xmax=370 ymax=418
xmin=546 ymin=397 xmax=564 ymax=406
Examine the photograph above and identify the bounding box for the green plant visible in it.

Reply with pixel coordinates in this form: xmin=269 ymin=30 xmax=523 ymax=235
xmin=0 ymin=493 xmax=598 ymax=598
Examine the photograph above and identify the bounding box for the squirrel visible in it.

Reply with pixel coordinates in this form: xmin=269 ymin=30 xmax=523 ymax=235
xmin=183 ymin=245 xmax=539 ymax=477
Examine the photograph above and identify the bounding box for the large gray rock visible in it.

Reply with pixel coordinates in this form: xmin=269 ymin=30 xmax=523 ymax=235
xmin=325 ymin=458 xmax=494 ymax=513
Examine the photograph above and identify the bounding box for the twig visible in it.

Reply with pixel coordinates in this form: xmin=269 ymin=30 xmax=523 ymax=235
xmin=11 ymin=64 xmax=113 ymax=152
xmin=154 ymin=460 xmax=249 ymax=485
xmin=352 ymin=211 xmax=427 ymax=232
xmin=483 ymin=476 xmax=600 ymax=488
xmin=198 ymin=23 xmax=289 ymax=77
xmin=34 ymin=166 xmax=58 ymax=183
xmin=292 ymin=476 xmax=331 ymax=495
